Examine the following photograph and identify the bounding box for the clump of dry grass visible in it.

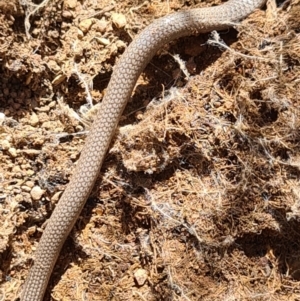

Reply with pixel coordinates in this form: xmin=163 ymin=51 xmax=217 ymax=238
xmin=107 ymin=1 xmax=300 ymax=299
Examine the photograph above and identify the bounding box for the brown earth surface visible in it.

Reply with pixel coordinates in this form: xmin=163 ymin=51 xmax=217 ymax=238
xmin=1 ymin=0 xmax=300 ymax=300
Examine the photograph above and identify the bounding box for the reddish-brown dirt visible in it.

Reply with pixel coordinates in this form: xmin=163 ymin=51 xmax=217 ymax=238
xmin=1 ymin=0 xmax=300 ymax=300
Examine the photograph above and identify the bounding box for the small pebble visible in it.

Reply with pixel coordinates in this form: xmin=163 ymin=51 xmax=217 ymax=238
xmin=41 ymin=121 xmax=56 ymax=129
xmin=79 ymin=19 xmax=93 ymax=34
xmin=134 ymin=268 xmax=148 ymax=286
xmin=27 ymin=170 xmax=35 ymax=176
xmin=29 ymin=112 xmax=39 ymax=126
xmin=62 ymin=10 xmax=73 ymax=19
xmin=111 ymin=13 xmax=126 ymax=29
xmin=77 ymin=29 xmax=84 ymax=39
xmin=30 ymin=186 xmax=45 ymax=201
xmin=1 ymin=140 xmax=10 ymax=150
xmin=12 ymin=165 xmax=21 ymax=173
xmin=15 ymin=194 xmax=23 ymax=202
xmin=8 ymin=147 xmax=17 ymax=158
xmin=96 ymin=37 xmax=110 ymax=46
xmin=25 ymin=181 xmax=35 ymax=188
xmin=21 ymin=186 xmax=32 ymax=193
xmin=94 ymin=19 xmax=108 ymax=33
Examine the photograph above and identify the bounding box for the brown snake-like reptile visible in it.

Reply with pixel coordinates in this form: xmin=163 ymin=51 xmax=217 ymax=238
xmin=21 ymin=0 xmax=267 ymax=300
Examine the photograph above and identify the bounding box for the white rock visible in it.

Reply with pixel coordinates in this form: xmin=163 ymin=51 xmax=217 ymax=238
xmin=134 ymin=268 xmax=148 ymax=286
xmin=79 ymin=19 xmax=93 ymax=33
xmin=30 ymin=186 xmax=45 ymax=201
xmin=8 ymin=147 xmax=17 ymax=158
xmin=29 ymin=112 xmax=39 ymax=126
xmin=1 ymin=139 xmax=10 ymax=150
xmin=111 ymin=13 xmax=126 ymax=29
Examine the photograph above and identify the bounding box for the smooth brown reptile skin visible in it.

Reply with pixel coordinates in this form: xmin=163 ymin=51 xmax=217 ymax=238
xmin=21 ymin=1 xmax=266 ymax=300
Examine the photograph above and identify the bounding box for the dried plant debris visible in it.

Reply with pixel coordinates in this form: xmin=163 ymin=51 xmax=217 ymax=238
xmin=1 ymin=0 xmax=300 ymax=300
